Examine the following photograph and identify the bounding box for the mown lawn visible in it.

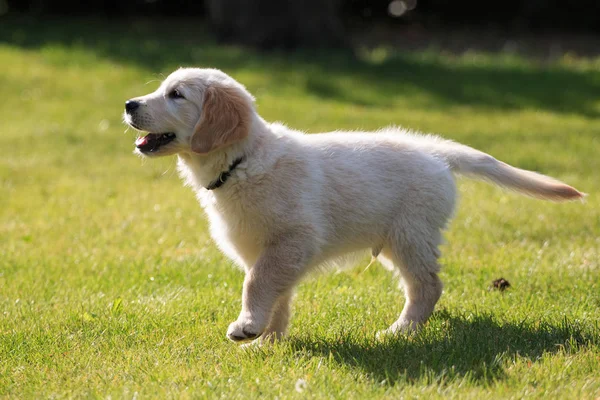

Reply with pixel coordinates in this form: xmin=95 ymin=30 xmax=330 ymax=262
xmin=1 ymin=17 xmax=599 ymax=399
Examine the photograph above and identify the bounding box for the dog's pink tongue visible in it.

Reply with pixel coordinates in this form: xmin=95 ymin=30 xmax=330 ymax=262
xmin=135 ymin=136 xmax=148 ymax=147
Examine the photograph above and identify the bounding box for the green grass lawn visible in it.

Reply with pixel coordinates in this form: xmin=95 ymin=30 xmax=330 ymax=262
xmin=1 ymin=17 xmax=599 ymax=399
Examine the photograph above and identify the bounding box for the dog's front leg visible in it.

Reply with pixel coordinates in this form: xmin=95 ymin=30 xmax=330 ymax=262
xmin=226 ymin=239 xmax=310 ymax=343
xmin=261 ymin=290 xmax=294 ymax=342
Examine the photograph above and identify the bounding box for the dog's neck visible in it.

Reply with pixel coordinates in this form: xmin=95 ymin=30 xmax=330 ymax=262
xmin=176 ymin=116 xmax=270 ymax=192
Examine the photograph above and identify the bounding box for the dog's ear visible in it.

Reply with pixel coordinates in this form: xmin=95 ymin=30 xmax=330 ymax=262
xmin=191 ymin=85 xmax=251 ymax=154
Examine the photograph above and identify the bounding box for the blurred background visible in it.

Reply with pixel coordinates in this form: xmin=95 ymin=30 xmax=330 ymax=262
xmin=3 ymin=0 xmax=600 ymax=51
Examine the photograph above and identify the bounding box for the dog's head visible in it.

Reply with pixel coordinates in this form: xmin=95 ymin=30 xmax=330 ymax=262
xmin=124 ymin=68 xmax=255 ymax=157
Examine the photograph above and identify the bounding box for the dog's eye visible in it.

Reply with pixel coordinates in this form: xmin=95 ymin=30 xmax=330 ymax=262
xmin=169 ymin=89 xmax=184 ymax=100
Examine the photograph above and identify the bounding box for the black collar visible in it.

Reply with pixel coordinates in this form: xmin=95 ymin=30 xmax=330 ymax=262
xmin=205 ymin=156 xmax=245 ymax=190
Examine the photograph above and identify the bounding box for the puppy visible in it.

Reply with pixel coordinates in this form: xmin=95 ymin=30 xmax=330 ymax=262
xmin=124 ymin=68 xmax=583 ymax=343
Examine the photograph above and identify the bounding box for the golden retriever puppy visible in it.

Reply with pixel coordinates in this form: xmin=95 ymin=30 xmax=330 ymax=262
xmin=124 ymin=68 xmax=583 ymax=343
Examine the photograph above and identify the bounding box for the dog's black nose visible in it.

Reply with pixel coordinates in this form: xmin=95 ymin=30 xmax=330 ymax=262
xmin=125 ymin=100 xmax=139 ymax=112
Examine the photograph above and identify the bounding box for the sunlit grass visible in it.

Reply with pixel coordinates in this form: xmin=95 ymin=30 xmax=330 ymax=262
xmin=0 ymin=17 xmax=599 ymax=399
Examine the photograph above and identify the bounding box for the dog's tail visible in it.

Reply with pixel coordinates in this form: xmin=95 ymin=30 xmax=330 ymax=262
xmin=418 ymin=135 xmax=585 ymax=201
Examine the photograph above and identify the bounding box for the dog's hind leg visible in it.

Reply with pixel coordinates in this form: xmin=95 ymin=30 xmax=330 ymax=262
xmin=377 ymin=224 xmax=444 ymax=336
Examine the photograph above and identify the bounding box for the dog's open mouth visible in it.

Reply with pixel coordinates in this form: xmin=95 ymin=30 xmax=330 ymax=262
xmin=135 ymin=133 xmax=176 ymax=153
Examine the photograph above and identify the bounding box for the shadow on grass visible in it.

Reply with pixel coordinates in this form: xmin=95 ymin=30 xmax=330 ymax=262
xmin=288 ymin=310 xmax=597 ymax=385
xmin=1 ymin=16 xmax=599 ymax=118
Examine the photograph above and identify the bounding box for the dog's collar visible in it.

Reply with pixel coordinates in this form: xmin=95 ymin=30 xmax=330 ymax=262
xmin=205 ymin=156 xmax=245 ymax=190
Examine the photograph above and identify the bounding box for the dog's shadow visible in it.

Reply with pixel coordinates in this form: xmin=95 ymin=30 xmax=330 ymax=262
xmin=286 ymin=310 xmax=595 ymax=385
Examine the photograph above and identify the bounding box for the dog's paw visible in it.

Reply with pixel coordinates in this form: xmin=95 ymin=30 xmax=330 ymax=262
xmin=260 ymin=330 xmax=286 ymax=343
xmin=237 ymin=331 xmax=286 ymax=350
xmin=376 ymin=320 xmax=420 ymax=340
xmin=226 ymin=317 xmax=264 ymax=342
xmin=240 ymin=340 xmax=263 ymax=351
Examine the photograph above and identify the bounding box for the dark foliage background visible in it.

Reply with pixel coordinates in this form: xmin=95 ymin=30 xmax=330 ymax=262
xmin=4 ymin=0 xmax=600 ymax=48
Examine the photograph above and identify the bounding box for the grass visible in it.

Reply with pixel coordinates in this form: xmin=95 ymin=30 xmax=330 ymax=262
xmin=1 ymin=16 xmax=599 ymax=399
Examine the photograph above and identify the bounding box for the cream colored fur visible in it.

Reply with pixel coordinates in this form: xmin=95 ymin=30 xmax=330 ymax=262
xmin=124 ymin=68 xmax=583 ymax=343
